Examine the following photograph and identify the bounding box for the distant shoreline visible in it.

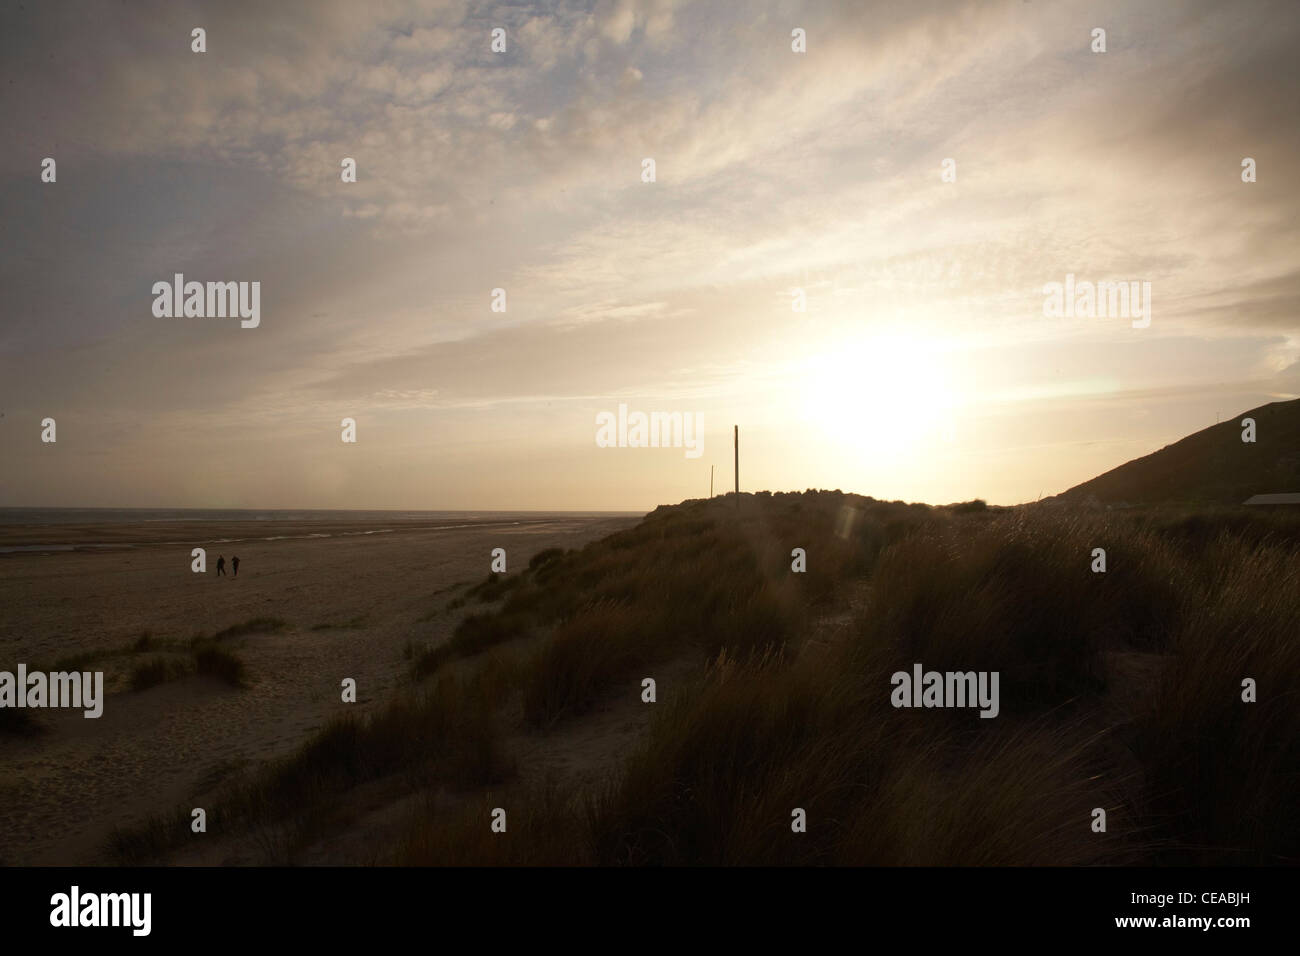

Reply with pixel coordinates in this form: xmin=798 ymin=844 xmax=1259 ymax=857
xmin=0 ymin=506 xmax=644 ymax=522
xmin=0 ymin=509 xmax=645 ymax=551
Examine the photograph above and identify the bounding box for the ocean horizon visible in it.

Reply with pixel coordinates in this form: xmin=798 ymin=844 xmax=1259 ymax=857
xmin=0 ymin=507 xmax=644 ymax=553
xmin=0 ymin=507 xmax=643 ymax=525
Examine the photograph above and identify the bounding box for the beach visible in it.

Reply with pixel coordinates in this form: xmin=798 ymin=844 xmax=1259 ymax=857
xmin=0 ymin=512 xmax=639 ymax=865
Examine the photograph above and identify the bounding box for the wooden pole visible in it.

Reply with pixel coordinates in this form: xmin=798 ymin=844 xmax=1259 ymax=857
xmin=710 ymin=465 xmax=714 ymax=498
xmin=734 ymin=425 xmax=739 ymax=498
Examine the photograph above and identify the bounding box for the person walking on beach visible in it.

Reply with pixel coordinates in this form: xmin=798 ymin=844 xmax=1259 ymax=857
xmin=231 ymin=556 xmax=240 ymax=577
xmin=216 ymin=555 xmax=226 ymax=577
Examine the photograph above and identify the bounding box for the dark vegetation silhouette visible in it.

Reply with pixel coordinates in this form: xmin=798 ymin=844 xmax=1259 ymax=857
xmin=112 ymin=486 xmax=1300 ymax=865
xmin=1055 ymin=397 xmax=1300 ymax=506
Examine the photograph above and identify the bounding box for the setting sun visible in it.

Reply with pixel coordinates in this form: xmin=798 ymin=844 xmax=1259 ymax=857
xmin=801 ymin=330 xmax=958 ymax=469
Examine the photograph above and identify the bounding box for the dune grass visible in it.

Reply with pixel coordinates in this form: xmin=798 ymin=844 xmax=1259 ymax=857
xmin=33 ymin=630 xmax=175 ymax=677
xmin=207 ymin=616 xmax=288 ymax=642
xmin=129 ymin=656 xmax=189 ymax=692
xmin=125 ymin=644 xmax=250 ymax=691
xmin=193 ymin=645 xmax=248 ymax=687
xmin=112 ymin=491 xmax=1300 ymax=864
xmin=108 ymin=662 xmax=512 ymax=862
xmin=397 ymin=494 xmax=1300 ymax=864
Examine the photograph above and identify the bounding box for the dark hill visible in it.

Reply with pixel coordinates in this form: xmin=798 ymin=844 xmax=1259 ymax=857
xmin=1053 ymin=397 xmax=1300 ymax=506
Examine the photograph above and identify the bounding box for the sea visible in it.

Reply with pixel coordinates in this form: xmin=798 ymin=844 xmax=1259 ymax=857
xmin=0 ymin=508 xmax=629 ymax=525
xmin=0 ymin=508 xmax=641 ymax=553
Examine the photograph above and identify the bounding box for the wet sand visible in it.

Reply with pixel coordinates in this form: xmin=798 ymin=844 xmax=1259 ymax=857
xmin=0 ymin=513 xmax=639 ymax=865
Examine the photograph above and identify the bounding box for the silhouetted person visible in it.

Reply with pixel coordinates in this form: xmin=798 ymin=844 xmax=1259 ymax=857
xmin=216 ymin=555 xmax=226 ymax=577
xmin=231 ymin=556 xmax=240 ymax=577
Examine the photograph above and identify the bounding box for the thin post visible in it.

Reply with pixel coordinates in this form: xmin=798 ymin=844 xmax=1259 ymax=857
xmin=710 ymin=465 xmax=714 ymax=498
xmin=734 ymin=425 xmax=739 ymax=498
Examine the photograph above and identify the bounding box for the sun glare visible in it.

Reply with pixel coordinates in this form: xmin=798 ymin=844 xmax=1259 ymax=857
xmin=801 ymin=331 xmax=957 ymax=469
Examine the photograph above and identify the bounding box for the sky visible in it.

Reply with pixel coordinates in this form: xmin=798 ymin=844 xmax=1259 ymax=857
xmin=1 ymin=0 xmax=1297 ymax=511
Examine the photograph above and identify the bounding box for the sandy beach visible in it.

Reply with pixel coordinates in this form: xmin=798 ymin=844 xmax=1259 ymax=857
xmin=0 ymin=513 xmax=639 ymax=865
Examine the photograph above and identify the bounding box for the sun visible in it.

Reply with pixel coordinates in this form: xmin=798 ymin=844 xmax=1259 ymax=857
xmin=800 ymin=330 xmax=957 ymax=468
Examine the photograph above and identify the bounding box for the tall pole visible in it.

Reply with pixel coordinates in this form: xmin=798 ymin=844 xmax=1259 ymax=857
xmin=734 ymin=425 xmax=739 ymax=497
xmin=710 ymin=465 xmax=714 ymax=498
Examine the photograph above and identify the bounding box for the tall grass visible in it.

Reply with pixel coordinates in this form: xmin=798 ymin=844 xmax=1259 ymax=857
xmin=109 ymin=662 xmax=511 ymax=862
xmin=116 ymin=492 xmax=1300 ymax=864
xmin=586 ymin=649 xmax=1139 ymax=865
xmin=399 ymin=494 xmax=1298 ymax=865
xmin=129 ymin=656 xmax=188 ymax=691
xmin=193 ymin=645 xmax=247 ymax=687
xmin=1133 ymin=542 xmax=1300 ymax=863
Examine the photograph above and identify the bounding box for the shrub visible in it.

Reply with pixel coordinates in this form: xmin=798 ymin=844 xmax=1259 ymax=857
xmin=193 ymin=646 xmax=247 ymax=687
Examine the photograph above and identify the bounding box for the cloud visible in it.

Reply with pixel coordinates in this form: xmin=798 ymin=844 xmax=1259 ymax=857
xmin=3 ymin=0 xmax=1299 ymax=507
